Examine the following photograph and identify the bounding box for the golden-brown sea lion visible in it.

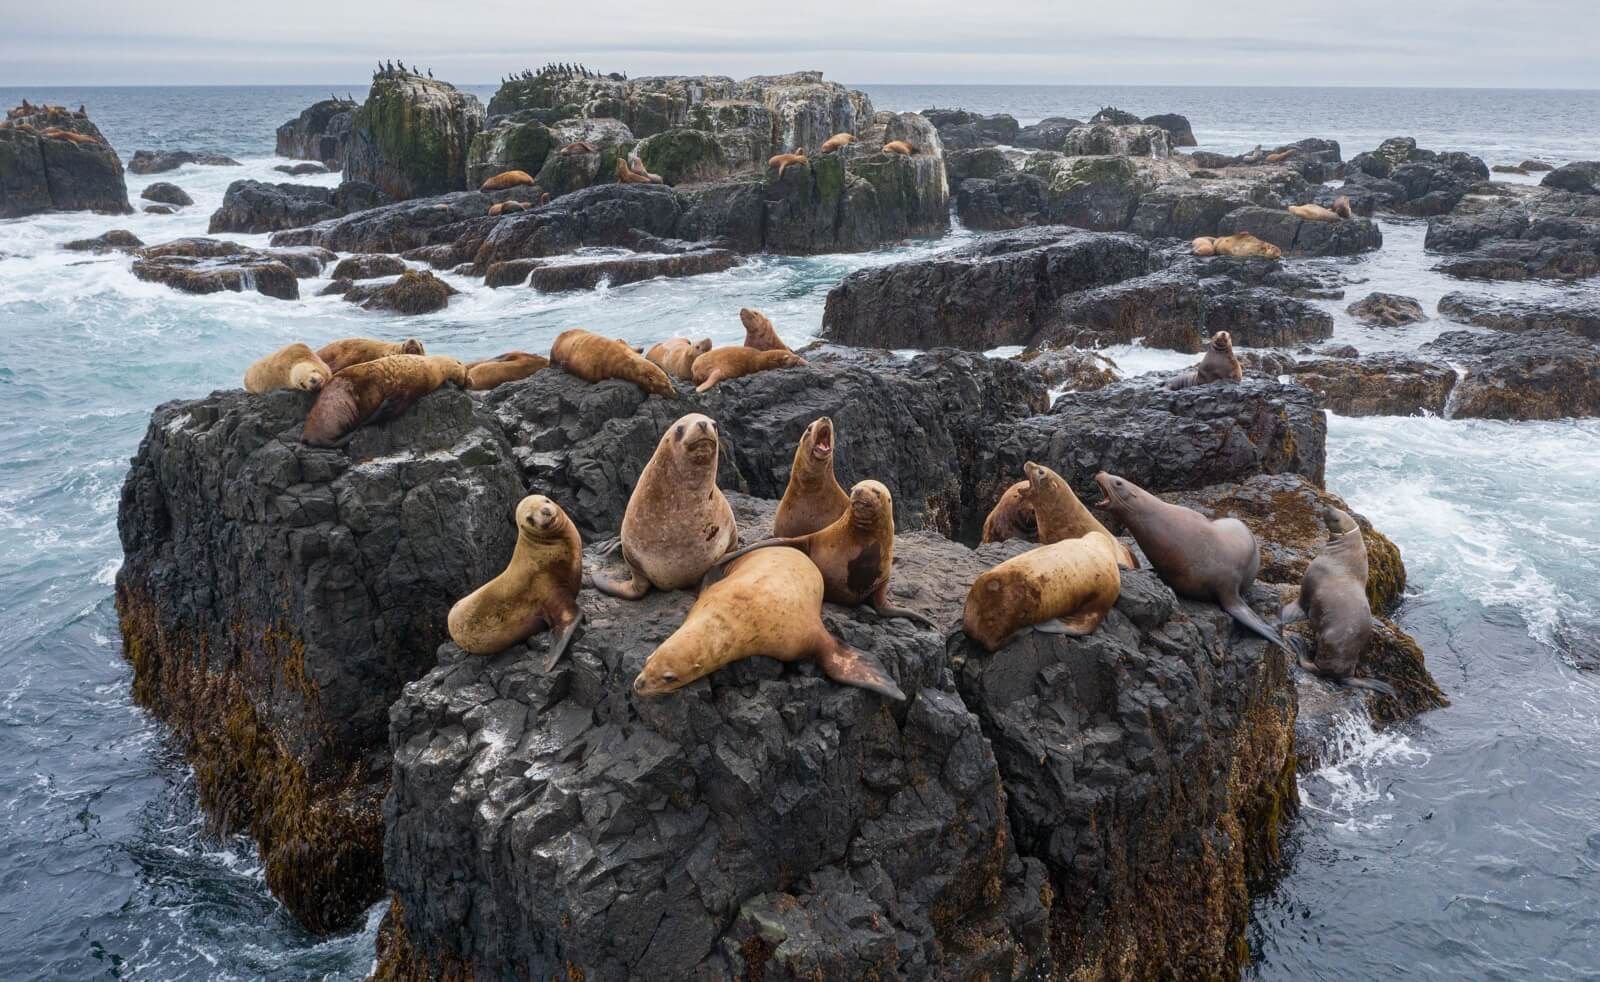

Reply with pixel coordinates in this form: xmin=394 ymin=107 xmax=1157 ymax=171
xmin=882 ymin=140 xmax=915 ymax=155
xmin=243 ymin=342 xmax=331 ymax=394
xmin=690 ymin=346 xmax=807 ymax=392
xmin=301 ymin=354 xmax=466 ymax=447
xmin=550 ymin=328 xmax=674 ymax=396
xmin=773 ymin=416 xmax=849 ymax=538
xmin=1265 ymin=148 xmax=1298 ymax=164
xmin=644 ymin=337 xmax=712 ymax=380
xmin=768 ymin=148 xmax=807 ymax=178
xmin=1288 ymin=203 xmax=1342 ymax=222
xmin=963 ymin=531 xmax=1124 ymax=652
xmin=981 ymin=481 xmax=1037 ymax=544
xmin=1024 ymin=461 xmax=1138 ymax=569
xmin=40 ymin=127 xmax=100 ymax=145
xmin=628 ymin=156 xmax=663 ymax=183
xmin=1191 ymin=236 xmax=1217 ymax=257
xmin=738 ymin=307 xmax=792 ymax=352
xmin=559 ymin=140 xmax=598 ymax=156
xmin=447 ymin=494 xmax=583 ymax=668
xmin=487 ymin=200 xmax=529 ymax=216
xmin=592 ymin=413 xmax=737 ymax=598
xmin=1282 ymin=505 xmax=1396 ymax=696
xmin=633 ymin=546 xmax=905 ymax=700
xmin=819 ymin=132 xmax=856 ymax=153
xmin=710 ymin=480 xmax=935 ymax=627
xmin=464 ymin=351 xmax=549 ymax=390
xmin=1331 ymin=195 xmax=1354 ymax=219
xmin=1209 ymin=233 xmax=1282 ymax=260
xmin=1166 ymin=330 xmax=1243 ymax=390
xmin=479 ymin=169 xmax=535 ymax=192
xmin=1094 ymin=472 xmax=1287 ymax=649
xmin=316 ymin=337 xmax=425 ymax=374
xmin=615 ymin=157 xmax=653 ymax=184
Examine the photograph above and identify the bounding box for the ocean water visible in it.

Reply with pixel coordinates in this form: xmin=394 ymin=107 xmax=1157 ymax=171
xmin=1 ymin=83 xmax=1598 ymax=978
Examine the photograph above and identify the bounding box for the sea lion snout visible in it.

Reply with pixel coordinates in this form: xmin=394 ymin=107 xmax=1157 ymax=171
xmin=1093 ymin=471 xmax=1123 ymax=509
xmin=674 ymin=414 xmax=720 ymax=464
xmin=809 ymin=417 xmax=834 ymax=458
xmin=516 ymin=494 xmax=562 ymax=533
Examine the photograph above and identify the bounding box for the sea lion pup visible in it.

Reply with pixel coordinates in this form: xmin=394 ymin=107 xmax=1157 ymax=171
xmin=1288 ymin=203 xmax=1342 ymax=222
xmin=479 ymin=169 xmax=535 ymax=191
xmin=710 ymin=480 xmax=936 ymax=627
xmin=963 ymin=530 xmax=1124 ymax=651
xmin=301 ymin=354 xmax=467 ymax=447
xmin=1093 ymin=471 xmax=1288 ymax=650
xmin=464 ymin=351 xmax=549 ymax=390
xmin=773 ymin=416 xmax=849 ymax=538
xmin=882 ymin=140 xmax=915 ymax=155
xmin=559 ymin=140 xmax=597 ymax=155
xmin=1191 ymin=236 xmax=1218 ymax=257
xmin=243 ymin=342 xmax=331 ymax=393
xmin=1210 ymin=232 xmax=1282 ymax=260
xmin=1165 ymin=330 xmax=1244 ymax=390
xmin=738 ymin=307 xmax=792 ymax=352
xmin=645 ymin=337 xmax=712 ymax=380
xmin=691 ymin=346 xmax=807 ymax=392
xmin=1282 ymin=505 xmax=1397 ymax=696
xmin=615 ymin=157 xmax=653 ymax=184
xmin=593 ymin=413 xmax=737 ymax=599
xmin=549 ymin=328 xmax=674 ymax=396
xmin=316 ymin=337 xmax=425 ymax=374
xmin=487 ymin=200 xmax=528 ymax=216
xmin=1330 ymin=195 xmax=1354 ymax=219
xmin=447 ymin=495 xmax=583 ymax=669
xmin=767 ymin=147 xmax=807 ymax=178
xmin=634 ymin=546 xmax=905 ymax=701
xmin=819 ymin=132 xmax=856 ymax=153
xmin=1024 ymin=461 xmax=1138 ymax=569
xmin=981 ymin=481 xmax=1037 ymax=544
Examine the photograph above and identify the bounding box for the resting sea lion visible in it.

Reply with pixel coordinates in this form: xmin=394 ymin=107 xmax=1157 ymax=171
xmin=1282 ymin=505 xmax=1397 ymax=696
xmin=487 ymin=200 xmax=528 ymax=216
xmin=447 ymin=495 xmax=583 ymax=668
xmin=616 ymin=157 xmax=653 ymax=184
xmin=559 ymin=140 xmax=597 ymax=155
xmin=1209 ymin=232 xmax=1282 ymax=260
xmin=819 ymin=132 xmax=856 ymax=153
xmin=773 ymin=416 xmax=849 ymax=538
xmin=882 ymin=140 xmax=915 ymax=155
xmin=41 ymin=127 xmax=100 ymax=145
xmin=981 ymin=481 xmax=1036 ymax=544
xmin=633 ymin=546 xmax=905 ymax=700
xmin=963 ymin=530 xmax=1123 ymax=651
xmin=550 ymin=328 xmax=674 ymax=396
xmin=1288 ymin=203 xmax=1342 ymax=222
xmin=1165 ymin=330 xmax=1243 ymax=390
xmin=738 ymin=307 xmax=792 ymax=352
xmin=691 ymin=346 xmax=807 ymax=391
xmin=1265 ymin=147 xmax=1298 ymax=164
xmin=645 ymin=337 xmax=712 ymax=380
xmin=316 ymin=337 xmax=425 ymax=374
xmin=1093 ymin=471 xmax=1288 ymax=649
xmin=1330 ymin=195 xmax=1354 ymax=219
xmin=1024 ymin=461 xmax=1138 ymax=569
xmin=479 ymin=169 xmax=535 ymax=191
xmin=629 ymin=156 xmax=663 ymax=183
xmin=244 ymin=342 xmax=331 ymax=393
xmin=1191 ymin=236 xmax=1218 ymax=257
xmin=768 ymin=148 xmax=807 ymax=178
xmin=592 ymin=413 xmax=737 ymax=598
xmin=464 ymin=351 xmax=548 ymax=390
xmin=301 ymin=354 xmax=466 ymax=446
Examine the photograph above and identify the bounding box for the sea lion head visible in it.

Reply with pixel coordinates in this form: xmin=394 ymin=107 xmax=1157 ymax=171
xmin=802 ymin=416 xmax=835 ymax=463
xmin=668 ymin=413 xmax=720 ymax=468
xmin=1093 ymin=471 xmax=1144 ymax=514
xmin=739 ymin=307 xmax=769 ymax=333
xmin=400 ymin=338 xmax=425 ymax=356
xmin=693 ymin=337 xmax=712 ymax=356
xmin=289 ymin=360 xmax=329 ymax=391
xmin=1321 ymin=504 xmax=1359 ymax=536
xmin=847 ymin=479 xmax=892 ymax=531
xmin=1022 ymin=460 xmax=1061 ymax=497
xmin=633 ymin=647 xmax=702 ymax=697
xmin=1211 ymin=331 xmax=1233 ymax=353
xmin=514 ymin=494 xmax=567 ymax=539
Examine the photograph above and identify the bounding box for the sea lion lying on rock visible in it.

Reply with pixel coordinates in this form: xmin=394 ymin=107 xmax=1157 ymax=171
xmin=301 ymin=353 xmax=466 ymax=446
xmin=882 ymin=140 xmax=915 ymax=155
xmin=1288 ymin=203 xmax=1341 ymax=222
xmin=820 ymin=132 xmax=856 ymax=153
xmin=487 ymin=200 xmax=528 ymax=216
xmin=1265 ymin=148 xmax=1298 ymax=164
xmin=447 ymin=495 xmax=583 ymax=668
xmin=645 ymin=337 xmax=712 ymax=380
xmin=691 ymin=346 xmax=807 ymax=392
xmin=550 ymin=328 xmax=674 ymax=396
xmin=616 ymin=157 xmax=654 ymax=184
xmin=1193 ymin=233 xmax=1282 ymax=260
xmin=464 ymin=351 xmax=548 ymax=390
xmin=244 ymin=342 xmax=331 ymax=393
xmin=768 ymin=148 xmax=807 ymax=178
xmin=479 ymin=169 xmax=535 ymax=192
xmin=963 ymin=531 xmax=1124 ymax=652
xmin=1282 ymin=505 xmax=1397 ymax=696
xmin=316 ymin=337 xmax=425 ymax=374
xmin=1166 ymin=330 xmax=1243 ymax=390
xmin=773 ymin=416 xmax=849 ymax=538
xmin=739 ymin=307 xmax=792 ymax=352
xmin=628 ymin=156 xmax=663 ymax=183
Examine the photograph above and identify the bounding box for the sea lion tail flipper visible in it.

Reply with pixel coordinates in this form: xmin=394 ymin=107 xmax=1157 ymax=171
xmin=1339 ymin=676 xmax=1398 ymax=698
xmin=1287 ymin=633 xmax=1320 ymax=673
xmin=591 ymin=535 xmax=622 ymax=558
xmin=1117 ymin=542 xmax=1140 ymax=570
xmin=873 ymin=600 xmax=938 ymax=630
xmin=1222 ymin=597 xmax=1291 ymax=651
xmin=363 ymin=394 xmax=417 ymax=427
xmin=814 ymin=639 xmax=906 ymax=702
xmin=591 ymin=563 xmax=652 ymax=600
xmin=694 ymin=371 xmax=722 ymax=393
xmin=541 ymin=610 xmax=583 ymax=672
xmin=1281 ymin=600 xmax=1306 ymax=624
xmin=1033 ymin=608 xmax=1106 ymax=637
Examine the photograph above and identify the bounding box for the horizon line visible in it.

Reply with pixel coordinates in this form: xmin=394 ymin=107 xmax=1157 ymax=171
xmin=3 ymin=80 xmax=1599 ymax=93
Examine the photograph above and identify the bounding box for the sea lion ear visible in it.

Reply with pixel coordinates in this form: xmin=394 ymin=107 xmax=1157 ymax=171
xmin=815 ymin=643 xmax=906 ymax=701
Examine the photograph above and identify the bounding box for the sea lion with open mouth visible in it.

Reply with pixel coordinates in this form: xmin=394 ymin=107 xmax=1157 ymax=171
xmin=773 ymin=417 xmax=850 ymax=538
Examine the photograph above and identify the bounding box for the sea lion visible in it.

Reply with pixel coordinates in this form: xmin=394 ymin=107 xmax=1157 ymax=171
xmin=301 ymin=354 xmax=466 ymax=446
xmin=981 ymin=481 xmax=1036 ymax=544
xmin=633 ymin=546 xmax=905 ymax=700
xmin=243 ymin=342 xmax=331 ymax=394
xmin=1282 ymin=505 xmax=1397 ymax=696
xmin=479 ymin=169 xmax=535 ymax=191
xmin=1165 ymin=330 xmax=1243 ymax=390
xmin=550 ymin=328 xmax=674 ymax=396
xmin=447 ymin=494 xmax=583 ymax=668
xmin=40 ymin=127 xmax=100 ymax=145
xmin=487 ymin=200 xmax=528 ymax=216
xmin=1093 ymin=472 xmax=1287 ymax=649
xmin=559 ymin=140 xmax=598 ymax=155
xmin=691 ymin=346 xmax=807 ymax=392
xmin=1288 ymin=203 xmax=1342 ymax=222
xmin=1191 ymin=236 xmax=1218 ymax=257
xmin=963 ymin=531 xmax=1124 ymax=652
xmin=316 ymin=337 xmax=425 ymax=374
xmin=710 ymin=480 xmax=935 ymax=627
xmin=1023 ymin=461 xmax=1138 ymax=569
xmin=768 ymin=148 xmax=807 ymax=178
xmin=1209 ymin=232 xmax=1282 ymax=260
xmin=1265 ymin=147 xmax=1298 ymax=164
xmin=1330 ymin=195 xmax=1354 ymax=219
xmin=738 ymin=307 xmax=792 ymax=352
xmin=616 ymin=157 xmax=653 ymax=184
xmin=592 ymin=414 xmax=737 ymax=598
xmin=819 ymin=132 xmax=856 ymax=153
xmin=773 ymin=416 xmax=849 ymax=538
xmin=629 ymin=156 xmax=663 ymax=183
xmin=882 ymin=140 xmax=915 ymax=155
xmin=645 ymin=337 xmax=712 ymax=380
xmin=464 ymin=351 xmax=548 ymax=390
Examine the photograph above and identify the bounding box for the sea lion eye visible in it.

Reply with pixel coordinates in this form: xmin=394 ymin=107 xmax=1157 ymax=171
xmin=675 ymin=425 xmax=685 ymax=440
xmin=661 ymin=672 xmax=676 ymax=683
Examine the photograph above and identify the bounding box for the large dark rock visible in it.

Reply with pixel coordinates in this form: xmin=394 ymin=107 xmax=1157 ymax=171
xmin=276 ymin=97 xmax=357 ymax=167
xmin=1248 ymin=352 xmax=1458 ymax=417
xmin=1438 ymin=291 xmax=1600 ymax=339
xmin=1143 ymin=112 xmax=1197 ymax=147
xmin=127 ymin=148 xmax=241 ymax=174
xmin=330 ymin=253 xmax=407 ymax=281
xmin=1346 ymin=292 xmax=1427 ymax=327
xmin=140 ymin=181 xmax=192 ymax=206
xmin=62 ymin=228 xmax=143 ymax=252
xmin=1434 ymin=238 xmax=1600 ymax=281
xmin=1062 ymin=123 xmax=1170 ymax=158
xmin=345 ymin=71 xmax=485 ymax=200
xmin=943 ymin=147 xmax=1016 ymax=185
xmin=269 ymin=188 xmax=497 ymax=254
xmin=1541 ymin=161 xmax=1600 ymax=196
xmin=115 ymin=383 xmax=525 ymax=932
xmin=1341 ymin=137 xmax=1487 ymax=215
xmin=0 ymin=104 xmax=131 ymax=217
xmin=1126 ymin=179 xmax=1279 ymax=240
xmin=209 ymin=180 xmax=357 ymax=234
xmin=473 ymin=182 xmax=683 ymax=264
xmin=524 ymin=248 xmax=739 ymax=292
xmin=132 ymin=238 xmax=304 ymax=300
xmin=1423 ymin=330 xmax=1600 ymax=419
xmin=1217 ymin=205 xmax=1383 ymax=257
xmin=1013 ymin=116 xmax=1081 ymax=150
xmin=343 ymin=268 xmax=458 ymax=314
xmin=925 ymin=108 xmax=1020 ymax=149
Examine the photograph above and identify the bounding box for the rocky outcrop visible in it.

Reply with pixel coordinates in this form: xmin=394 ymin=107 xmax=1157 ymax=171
xmin=1013 ymin=117 xmax=1081 ymax=150
xmin=276 ymin=97 xmax=357 ymax=166
xmin=330 ymin=253 xmax=407 ymax=281
xmin=1249 ymin=351 xmax=1457 ymax=416
xmin=208 ymin=179 xmax=391 ymax=235
xmin=1143 ymin=113 xmax=1197 ymax=147
xmin=127 ymin=149 xmax=241 ymax=174
xmin=343 ymin=268 xmax=458 ymax=313
xmin=924 ymin=107 xmax=1020 ymax=149
xmin=1422 ymin=330 xmax=1600 ymax=420
xmin=345 ymin=71 xmax=485 ymax=200
xmin=130 ymin=238 xmax=333 ymax=299
xmin=1541 ymin=161 xmax=1600 ymax=196
xmin=0 ymin=103 xmax=131 ymax=217
xmin=532 ymin=118 xmax=636 ymax=197
xmin=62 ymin=228 xmax=143 ymax=252
xmin=269 ymin=189 xmax=500 ymax=254
xmin=1062 ymin=123 xmax=1170 ymax=158
xmin=465 ymin=114 xmax=557 ymax=189
xmin=1341 ymin=137 xmax=1488 ymax=215
xmin=141 ymin=181 xmax=192 ymax=206
xmin=633 ymin=127 xmax=733 ymax=185
xmin=1423 ymin=189 xmax=1600 ymax=281
xmin=1437 ymin=291 xmax=1600 ymax=339
xmin=529 ymin=248 xmax=739 ymax=291
xmin=1216 ymin=205 xmax=1383 ymax=257
xmin=1346 ymin=292 xmax=1427 ymax=327
xmin=277 ymin=162 xmax=331 ymax=176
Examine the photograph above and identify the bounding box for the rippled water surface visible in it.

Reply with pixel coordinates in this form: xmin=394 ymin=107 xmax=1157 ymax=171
xmin=1 ymin=84 xmax=1598 ymax=978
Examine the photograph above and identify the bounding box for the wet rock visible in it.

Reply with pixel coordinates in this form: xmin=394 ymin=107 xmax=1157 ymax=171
xmin=1143 ymin=112 xmax=1197 ymax=147
xmin=474 ymin=182 xmax=682 ymax=264
xmin=343 ymin=268 xmax=458 ymax=314
xmin=1014 ymin=344 xmax=1120 ymax=392
xmin=924 ymin=108 xmax=1020 ymax=149
xmin=1541 ymin=161 xmax=1600 ymax=196
xmin=319 ymin=278 xmax=353 ymax=296
xmin=1435 ymin=238 xmax=1600 ymax=281
xmin=466 ymin=115 xmax=555 ymax=189
xmin=1341 ymin=137 xmax=1487 ymax=215
xmin=633 ymin=127 xmax=731 ymax=185
xmin=62 ymin=229 xmax=143 ymax=252
xmin=944 ymin=147 xmax=1016 ymax=185
xmin=1013 ymin=116 xmax=1081 ymax=150
xmin=275 ymin=162 xmax=330 ymax=176
xmin=144 ymin=204 xmax=176 ymax=215
xmin=1274 ymin=354 xmax=1457 ymax=416
xmin=1346 ymin=292 xmax=1427 ymax=327
xmin=132 ymin=238 xmax=305 ymax=300
xmin=1423 ymin=330 xmax=1600 ymax=420
xmin=1126 ymin=178 xmax=1281 ymax=240
xmin=140 ymin=181 xmax=192 ymax=206
xmin=525 ymin=248 xmax=738 ymax=292
xmin=1062 ymin=123 xmax=1171 ymax=158
xmin=276 ymin=97 xmax=357 ymax=166
xmin=1217 ymin=205 xmax=1383 ymax=257
xmin=1437 ymin=291 xmax=1600 ymax=340
xmin=208 ymin=180 xmax=359 ymax=234
xmin=1521 ymin=160 xmax=1555 ymax=172
xmin=345 ymin=72 xmax=485 ymax=200
xmin=1016 ymin=153 xmax=1176 ymax=231
xmin=330 ymin=253 xmax=407 ymax=281
xmin=1492 ymin=164 xmax=1528 ymax=176
xmin=269 ymin=188 xmax=494 ymax=254
xmin=127 ymin=148 xmax=240 ymax=174
xmin=0 ymin=104 xmax=131 ymax=217
xmin=532 ymin=117 xmax=636 ymax=197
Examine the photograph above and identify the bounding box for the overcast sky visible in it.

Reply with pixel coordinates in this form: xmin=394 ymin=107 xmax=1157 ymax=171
xmin=4 ymin=0 xmax=1597 ymax=88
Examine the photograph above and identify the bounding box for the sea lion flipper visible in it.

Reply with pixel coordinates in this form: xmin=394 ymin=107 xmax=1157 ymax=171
xmin=714 ymin=536 xmax=797 ymax=569
xmin=1035 ymin=609 xmax=1105 ymax=637
xmin=1116 ymin=541 xmax=1140 ymax=570
xmin=1222 ymin=595 xmax=1291 ymax=651
xmin=1339 ymin=676 xmax=1398 ymax=698
xmin=591 ymin=561 xmax=652 ymax=600
xmin=363 ymin=394 xmax=414 ymax=426
xmin=814 ymin=641 xmax=906 ymax=702
xmin=1281 ymin=600 xmax=1306 ymax=624
xmin=541 ymin=610 xmax=583 ymax=671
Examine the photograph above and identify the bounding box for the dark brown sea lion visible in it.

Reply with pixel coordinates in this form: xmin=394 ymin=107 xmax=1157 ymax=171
xmin=633 ymin=546 xmax=905 ymax=701
xmin=738 ymin=307 xmax=792 ymax=352
xmin=1331 ymin=195 xmax=1354 ymax=219
xmin=244 ymin=342 xmax=331 ymax=393
xmin=981 ymin=481 xmax=1037 ymax=544
xmin=550 ymin=328 xmax=674 ymax=396
xmin=316 ymin=337 xmax=425 ymax=374
xmin=819 ymin=132 xmax=856 ymax=153
xmin=447 ymin=495 xmax=583 ymax=668
xmin=1282 ymin=505 xmax=1397 ymax=696
xmin=479 ymin=169 xmax=535 ymax=191
xmin=963 ymin=531 xmax=1124 ymax=652
xmin=644 ymin=337 xmax=712 ymax=380
xmin=1093 ymin=471 xmax=1288 ymax=649
xmin=773 ymin=417 xmax=849 ymax=538
xmin=691 ymin=346 xmax=807 ymax=392
xmin=464 ymin=351 xmax=548 ymax=390
xmin=301 ymin=354 xmax=466 ymax=446
xmin=767 ymin=148 xmax=807 ymax=178
xmin=1024 ymin=461 xmax=1138 ymax=569
xmin=1166 ymin=330 xmax=1244 ymax=390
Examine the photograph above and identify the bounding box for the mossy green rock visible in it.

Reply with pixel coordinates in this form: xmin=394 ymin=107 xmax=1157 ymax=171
xmin=345 ymin=73 xmax=485 ymax=200
xmin=634 ymin=128 xmax=729 ymax=185
xmin=466 ymin=119 xmax=555 ymax=188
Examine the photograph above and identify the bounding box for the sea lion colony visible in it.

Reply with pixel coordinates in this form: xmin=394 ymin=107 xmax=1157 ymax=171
xmin=239 ymin=306 xmax=1393 ymax=697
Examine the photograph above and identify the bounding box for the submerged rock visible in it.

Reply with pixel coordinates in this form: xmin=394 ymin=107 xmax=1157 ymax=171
xmin=1541 ymin=161 xmax=1600 ymax=196
xmin=275 ymin=161 xmax=330 ymax=176
xmin=343 ymin=268 xmax=458 ymax=313
xmin=140 ymin=181 xmax=192 ymax=206
xmin=0 ymin=103 xmax=131 ymax=217
xmin=130 ymin=237 xmax=333 ymax=299
xmin=127 ymin=148 xmax=241 ymax=174
xmin=62 ymin=229 xmax=144 ymax=252
xmin=330 ymin=253 xmax=407 ymax=281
